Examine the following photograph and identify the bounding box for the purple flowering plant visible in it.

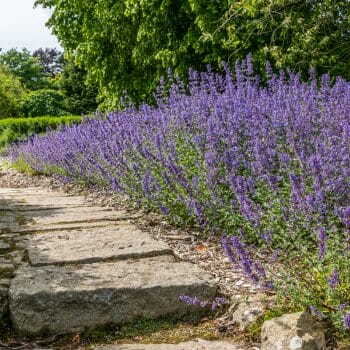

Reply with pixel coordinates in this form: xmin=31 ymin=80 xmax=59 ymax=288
xmin=7 ymin=56 xmax=350 ymax=332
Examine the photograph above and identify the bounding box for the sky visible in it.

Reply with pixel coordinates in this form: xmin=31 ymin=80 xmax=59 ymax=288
xmin=0 ymin=0 xmax=61 ymax=52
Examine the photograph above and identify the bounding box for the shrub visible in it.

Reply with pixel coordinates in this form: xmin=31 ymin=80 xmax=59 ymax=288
xmin=0 ymin=64 xmax=26 ymax=118
xmin=20 ymin=89 xmax=67 ymax=117
xmin=8 ymin=57 xmax=350 ymax=333
xmin=0 ymin=115 xmax=81 ymax=149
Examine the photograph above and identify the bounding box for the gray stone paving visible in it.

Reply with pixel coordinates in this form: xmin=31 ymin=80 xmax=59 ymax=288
xmin=0 ymin=187 xmax=217 ymax=337
xmin=26 ymin=225 xmax=173 ymax=266
xmin=10 ymin=256 xmax=216 ymax=335
xmin=94 ymin=339 xmax=239 ymax=350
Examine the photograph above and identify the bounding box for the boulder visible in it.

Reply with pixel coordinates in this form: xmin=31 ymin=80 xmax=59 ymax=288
xmin=230 ymin=293 xmax=274 ymax=331
xmin=261 ymin=311 xmax=326 ymax=350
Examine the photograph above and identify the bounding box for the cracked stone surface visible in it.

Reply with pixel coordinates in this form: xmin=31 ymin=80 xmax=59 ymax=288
xmin=26 ymin=225 xmax=173 ymax=266
xmin=9 ymin=256 xmax=216 ymax=335
xmin=0 ymin=187 xmax=217 ymax=337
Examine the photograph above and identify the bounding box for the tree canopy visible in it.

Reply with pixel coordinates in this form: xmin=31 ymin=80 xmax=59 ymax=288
xmin=35 ymin=0 xmax=350 ymax=107
xmin=219 ymin=0 xmax=350 ymax=78
xmin=0 ymin=48 xmax=47 ymax=90
xmin=59 ymin=60 xmax=98 ymax=115
xmin=33 ymin=47 xmax=64 ymax=77
xmin=0 ymin=47 xmax=98 ymax=117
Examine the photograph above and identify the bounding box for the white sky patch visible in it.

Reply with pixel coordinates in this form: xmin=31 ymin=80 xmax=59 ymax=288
xmin=0 ymin=0 xmax=61 ymax=52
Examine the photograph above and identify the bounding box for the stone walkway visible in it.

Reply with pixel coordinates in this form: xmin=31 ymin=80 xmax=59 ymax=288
xmin=0 ymin=187 xmax=219 ymax=342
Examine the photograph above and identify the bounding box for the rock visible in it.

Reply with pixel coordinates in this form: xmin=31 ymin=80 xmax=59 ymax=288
xmin=26 ymin=225 xmax=172 ymax=266
xmin=9 ymin=256 xmax=216 ymax=336
xmin=261 ymin=311 xmax=326 ymax=350
xmin=230 ymin=294 xmax=273 ymax=331
xmin=0 ymin=240 xmax=11 ymax=254
xmin=94 ymin=339 xmax=239 ymax=349
xmin=0 ymin=263 xmax=16 ymax=278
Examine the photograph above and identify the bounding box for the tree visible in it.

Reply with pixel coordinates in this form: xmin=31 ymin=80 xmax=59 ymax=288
xmin=0 ymin=64 xmax=26 ymax=118
xmin=35 ymin=0 xmax=228 ymax=107
xmin=216 ymin=0 xmax=350 ymax=79
xmin=33 ymin=47 xmax=64 ymax=77
xmin=59 ymin=60 xmax=98 ymax=115
xmin=35 ymin=0 xmax=350 ymax=108
xmin=0 ymin=48 xmax=47 ymax=90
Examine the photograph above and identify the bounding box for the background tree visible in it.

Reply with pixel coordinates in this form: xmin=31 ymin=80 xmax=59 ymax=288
xmin=59 ymin=59 xmax=98 ymax=115
xmin=0 ymin=48 xmax=47 ymax=90
xmin=33 ymin=47 xmax=64 ymax=77
xmin=0 ymin=64 xmax=26 ymax=118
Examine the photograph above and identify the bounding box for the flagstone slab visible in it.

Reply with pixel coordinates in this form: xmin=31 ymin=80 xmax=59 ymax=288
xmin=0 ymin=188 xmax=52 ymax=194
xmin=94 ymin=339 xmax=239 ymax=350
xmin=12 ymin=207 xmax=131 ymax=227
xmin=10 ymin=221 xmax=120 ymax=234
xmin=26 ymin=225 xmax=172 ymax=266
xmin=9 ymin=256 xmax=216 ymax=336
xmin=0 ymin=194 xmax=88 ymax=208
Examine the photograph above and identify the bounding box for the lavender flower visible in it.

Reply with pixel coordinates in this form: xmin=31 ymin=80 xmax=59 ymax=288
xmin=328 ymin=269 xmax=340 ymax=289
xmin=221 ymin=235 xmax=235 ymax=263
xmin=7 ymin=58 xmax=350 ymax=331
xmin=343 ymin=312 xmax=350 ymax=330
xmin=310 ymin=306 xmax=324 ymax=319
xmin=179 ymin=295 xmax=226 ymax=310
xmin=318 ymin=227 xmax=327 ymax=260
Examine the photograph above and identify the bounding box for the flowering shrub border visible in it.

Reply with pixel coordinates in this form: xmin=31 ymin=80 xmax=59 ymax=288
xmin=8 ymin=56 xmax=350 ymax=332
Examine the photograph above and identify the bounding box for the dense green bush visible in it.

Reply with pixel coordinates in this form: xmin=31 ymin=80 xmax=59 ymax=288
xmin=20 ymin=89 xmax=67 ymax=117
xmin=0 ymin=64 xmax=26 ymax=118
xmin=0 ymin=115 xmax=81 ymax=149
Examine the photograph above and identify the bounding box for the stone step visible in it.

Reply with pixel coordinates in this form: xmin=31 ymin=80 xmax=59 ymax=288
xmin=94 ymin=339 xmax=239 ymax=349
xmin=0 ymin=188 xmax=53 ymax=194
xmin=4 ymin=207 xmax=135 ymax=228
xmin=0 ymin=191 xmax=88 ymax=207
xmin=11 ymin=221 xmax=121 ymax=234
xmin=9 ymin=256 xmax=216 ymax=336
xmin=25 ymin=225 xmax=173 ymax=266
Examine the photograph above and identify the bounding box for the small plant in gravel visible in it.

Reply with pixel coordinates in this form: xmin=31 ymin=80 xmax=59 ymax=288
xmin=7 ymin=56 xmax=350 ymax=333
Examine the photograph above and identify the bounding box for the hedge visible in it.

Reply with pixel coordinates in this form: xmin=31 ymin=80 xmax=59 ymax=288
xmin=0 ymin=115 xmax=81 ymax=149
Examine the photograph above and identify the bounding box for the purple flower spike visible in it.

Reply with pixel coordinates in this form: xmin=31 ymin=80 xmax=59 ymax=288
xmin=310 ymin=306 xmax=324 ymax=319
xmin=328 ymin=268 xmax=340 ymax=289
xmin=179 ymin=295 xmax=226 ymax=310
xmin=343 ymin=312 xmax=350 ymax=330
xmin=317 ymin=227 xmax=327 ymax=260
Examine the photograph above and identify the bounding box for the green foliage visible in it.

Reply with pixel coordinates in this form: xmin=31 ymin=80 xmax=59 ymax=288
xmin=20 ymin=89 xmax=66 ymax=117
xmin=0 ymin=115 xmax=81 ymax=149
xmin=218 ymin=0 xmax=350 ymax=79
xmin=59 ymin=60 xmax=98 ymax=115
xmin=35 ymin=0 xmax=349 ymax=106
xmin=7 ymin=156 xmax=41 ymax=175
xmin=0 ymin=49 xmax=48 ymax=90
xmin=0 ymin=64 xmax=26 ymax=118
xmin=35 ymin=0 xmax=228 ymax=107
